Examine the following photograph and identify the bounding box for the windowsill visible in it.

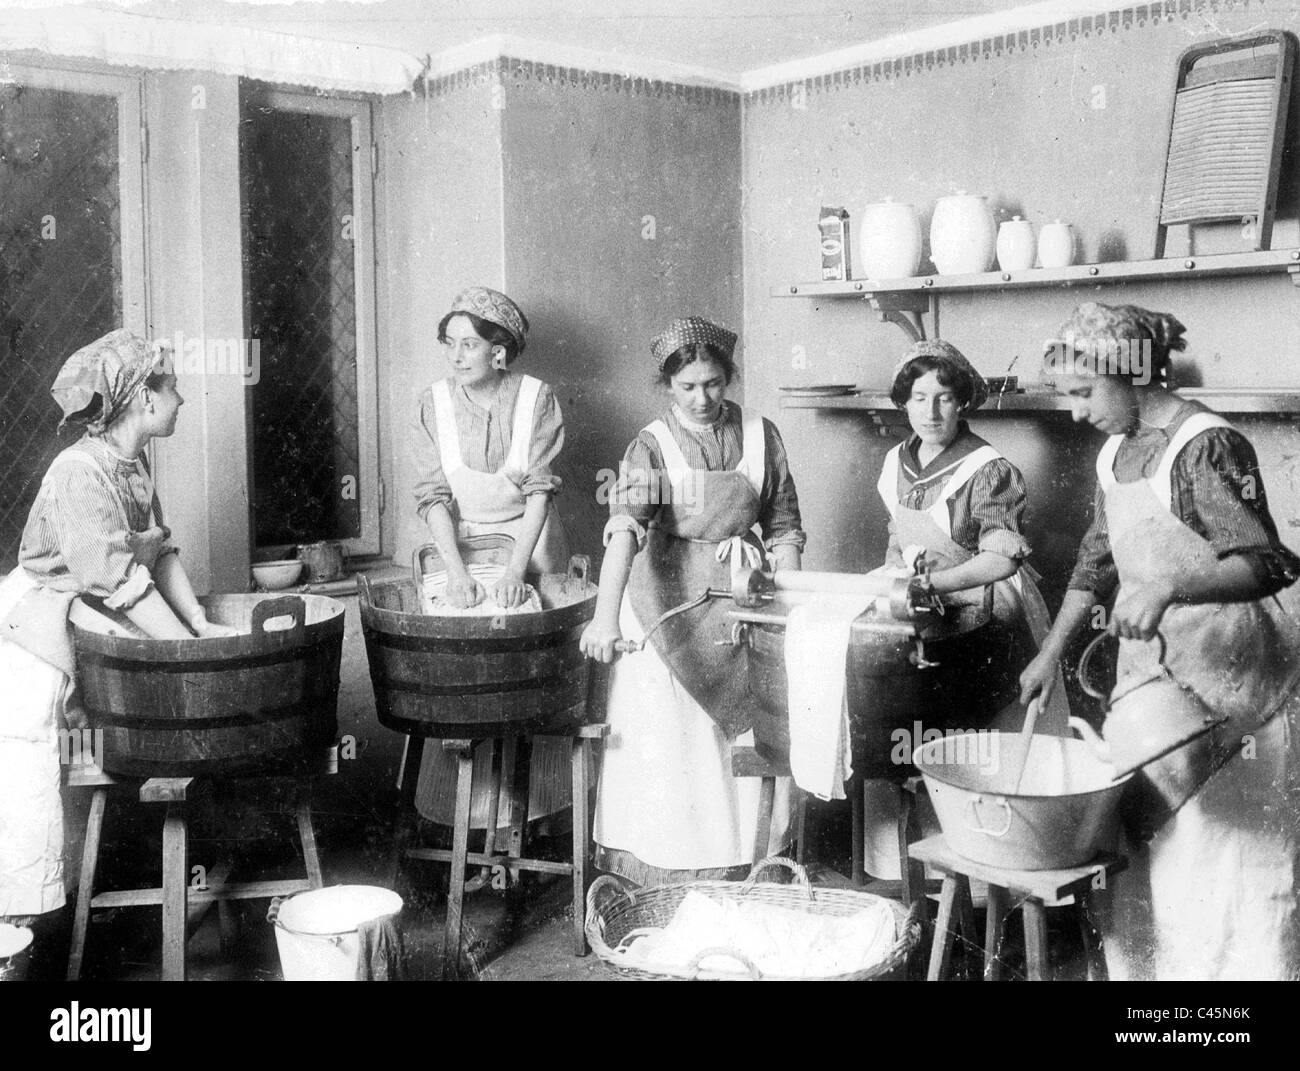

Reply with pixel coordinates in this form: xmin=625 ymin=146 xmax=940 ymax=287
xmin=250 ymin=557 xmax=407 ymax=598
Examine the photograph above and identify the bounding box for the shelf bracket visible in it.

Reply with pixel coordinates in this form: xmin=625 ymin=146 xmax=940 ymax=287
xmin=864 ymin=291 xmax=936 ymax=344
xmin=1289 ymin=265 xmax=1300 ymax=287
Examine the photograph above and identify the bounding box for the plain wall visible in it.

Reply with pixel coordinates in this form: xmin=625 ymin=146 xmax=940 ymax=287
xmin=742 ymin=3 xmax=1300 ymax=608
xmin=499 ymin=65 xmax=744 ymax=560
xmin=146 ymin=70 xmax=251 ymax=596
xmin=379 ymin=74 xmax=505 ymax=568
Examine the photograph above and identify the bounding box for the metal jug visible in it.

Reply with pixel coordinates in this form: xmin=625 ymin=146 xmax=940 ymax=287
xmin=1069 ymin=630 xmax=1227 ymax=782
xmin=297 ymin=540 xmax=348 ymax=583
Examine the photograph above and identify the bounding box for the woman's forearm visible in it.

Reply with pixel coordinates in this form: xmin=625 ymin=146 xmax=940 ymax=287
xmin=508 ymin=494 xmax=551 ymax=577
xmin=594 ymin=531 xmax=637 ymax=627
xmin=1169 ymin=554 xmax=1264 ymax=604
xmin=1041 ymin=587 xmax=1097 ymax=657
xmin=424 ymin=503 xmax=468 ymax=576
xmin=772 ymin=544 xmax=802 ymax=572
xmin=1111 ymin=555 xmax=1264 ymax=640
xmin=928 ymin=551 xmax=1017 ymax=594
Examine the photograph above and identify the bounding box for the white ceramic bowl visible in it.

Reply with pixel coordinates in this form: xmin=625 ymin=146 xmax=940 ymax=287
xmin=252 ymin=559 xmax=305 ymax=590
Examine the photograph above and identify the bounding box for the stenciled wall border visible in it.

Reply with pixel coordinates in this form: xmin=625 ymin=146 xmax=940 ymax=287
xmin=421 ymin=55 xmax=740 ymax=106
xmin=414 ymin=0 xmax=1275 ymax=108
xmin=746 ymin=0 xmax=1266 ymax=105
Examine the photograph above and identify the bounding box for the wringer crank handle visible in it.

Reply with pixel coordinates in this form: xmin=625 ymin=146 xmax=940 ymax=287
xmin=613 ymin=588 xmax=732 ymax=653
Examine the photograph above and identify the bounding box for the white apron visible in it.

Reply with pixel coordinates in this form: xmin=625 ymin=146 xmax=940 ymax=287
xmin=1090 ymin=412 xmax=1300 ymax=981
xmin=861 ymin=444 xmax=1069 ymax=878
xmin=428 ymin=374 xmax=568 ymax=572
xmin=417 ymin=374 xmax=572 ymax=829
xmin=594 ymin=411 xmax=792 ymax=873
xmin=0 ymin=567 xmax=72 ymax=918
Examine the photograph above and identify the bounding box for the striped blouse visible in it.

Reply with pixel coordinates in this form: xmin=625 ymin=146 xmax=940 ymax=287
xmin=604 ymin=400 xmax=806 ymax=552
xmin=1069 ymin=401 xmax=1300 ymax=599
xmin=410 ymin=369 xmax=564 ymax=521
xmin=884 ymin=423 xmax=1032 ymax=565
xmin=18 ymin=437 xmax=172 ymax=609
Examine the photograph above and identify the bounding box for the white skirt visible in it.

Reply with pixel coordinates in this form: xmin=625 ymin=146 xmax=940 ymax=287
xmin=0 ymin=637 xmax=72 ymax=917
xmin=594 ymin=590 xmax=791 ymax=872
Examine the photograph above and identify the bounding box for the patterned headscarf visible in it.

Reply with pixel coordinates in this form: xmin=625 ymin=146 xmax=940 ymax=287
xmin=650 ymin=316 xmax=738 ymax=371
xmin=891 ymin=339 xmax=989 ymax=411
xmin=50 ymin=329 xmax=168 ymax=433
xmin=449 ymin=287 xmax=529 ymax=354
xmin=1051 ymin=302 xmax=1186 ymax=381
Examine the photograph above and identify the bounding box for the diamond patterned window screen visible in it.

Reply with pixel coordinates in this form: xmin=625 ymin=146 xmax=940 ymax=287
xmin=0 ymin=85 xmax=121 ymax=567
xmin=242 ymin=102 xmax=362 ymax=548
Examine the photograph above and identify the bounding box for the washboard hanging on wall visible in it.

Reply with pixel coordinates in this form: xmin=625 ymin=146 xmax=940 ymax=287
xmin=1154 ymin=30 xmax=1295 ymax=258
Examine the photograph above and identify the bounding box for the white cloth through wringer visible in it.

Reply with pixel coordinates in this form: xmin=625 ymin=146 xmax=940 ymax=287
xmin=783 ymin=595 xmax=873 ymax=801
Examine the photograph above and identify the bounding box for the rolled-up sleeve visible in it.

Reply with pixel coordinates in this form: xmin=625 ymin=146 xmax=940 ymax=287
xmin=47 ymin=465 xmax=155 ymax=608
xmin=520 ymin=383 xmax=564 ymax=498
xmin=1068 ymin=483 xmax=1118 ymax=600
xmin=1174 ymin=429 xmax=1300 ymax=596
xmin=759 ymin=419 xmax=807 ymax=551
xmin=602 ymin=434 xmax=663 ymax=550
xmin=965 ymin=460 xmax=1032 ymax=561
xmin=410 ymin=391 xmax=454 ymax=523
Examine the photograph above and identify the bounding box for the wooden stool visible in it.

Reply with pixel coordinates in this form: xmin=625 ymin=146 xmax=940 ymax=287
xmin=66 ymin=748 xmax=335 ymax=982
xmin=392 ymin=725 xmax=609 ymax=978
xmin=729 ymin=746 xmax=808 ymax=865
xmin=852 ymin=774 xmax=930 ymax=907
xmin=909 ymin=834 xmax=1126 ymax=982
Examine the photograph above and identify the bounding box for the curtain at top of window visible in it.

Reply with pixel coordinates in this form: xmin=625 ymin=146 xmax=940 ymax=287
xmin=0 ymin=9 xmax=425 ymax=96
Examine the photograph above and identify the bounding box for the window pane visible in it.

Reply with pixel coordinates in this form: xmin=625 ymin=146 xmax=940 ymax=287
xmin=0 ymin=84 xmax=121 ymax=566
xmin=242 ymin=104 xmax=361 ymax=547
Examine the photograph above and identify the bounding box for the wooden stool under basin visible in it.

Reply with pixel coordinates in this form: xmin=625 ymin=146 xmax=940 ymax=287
xmin=66 ymin=748 xmax=336 ymax=982
xmin=909 ymin=834 xmax=1126 ymax=982
xmin=391 ymin=725 xmax=608 ymax=978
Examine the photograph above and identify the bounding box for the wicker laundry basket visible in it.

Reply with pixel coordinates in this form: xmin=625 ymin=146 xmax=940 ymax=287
xmin=585 ymin=857 xmax=922 ymax=981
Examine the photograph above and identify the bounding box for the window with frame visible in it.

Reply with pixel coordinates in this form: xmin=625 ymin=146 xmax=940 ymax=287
xmin=0 ymin=64 xmax=145 ymax=567
xmin=240 ymin=87 xmax=380 ymax=557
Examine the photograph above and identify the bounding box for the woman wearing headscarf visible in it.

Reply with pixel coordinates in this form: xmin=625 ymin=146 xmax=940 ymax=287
xmin=1019 ymin=301 xmax=1300 ymax=980
xmin=861 ymin=339 xmax=1067 ymax=879
xmin=409 ymin=286 xmax=572 ymax=836
xmin=580 ymin=316 xmax=806 ymax=885
xmin=0 ymin=329 xmax=233 ymax=968
xmin=410 ymin=286 xmax=568 ymax=606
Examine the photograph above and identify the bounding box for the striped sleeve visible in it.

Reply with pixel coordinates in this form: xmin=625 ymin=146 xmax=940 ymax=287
xmin=520 ymin=381 xmax=564 ymax=497
xmin=959 ymin=460 xmax=1032 ymax=561
xmin=46 ymin=463 xmax=155 ymax=607
xmin=410 ymin=390 xmax=454 ymax=522
xmin=1172 ymin=428 xmax=1300 ymax=595
xmin=758 ymin=418 xmax=806 ymax=551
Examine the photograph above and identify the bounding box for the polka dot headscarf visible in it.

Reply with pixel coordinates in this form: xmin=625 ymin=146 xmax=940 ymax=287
xmin=650 ymin=317 xmax=738 ymax=371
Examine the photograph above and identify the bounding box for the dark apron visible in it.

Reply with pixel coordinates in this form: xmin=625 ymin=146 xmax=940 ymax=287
xmin=627 ymin=412 xmax=766 ymax=737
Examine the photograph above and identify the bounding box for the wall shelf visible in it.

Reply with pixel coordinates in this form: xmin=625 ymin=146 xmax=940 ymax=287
xmin=780 ymin=388 xmax=1300 ymax=421
xmin=774 ymin=248 xmax=1300 ymax=343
